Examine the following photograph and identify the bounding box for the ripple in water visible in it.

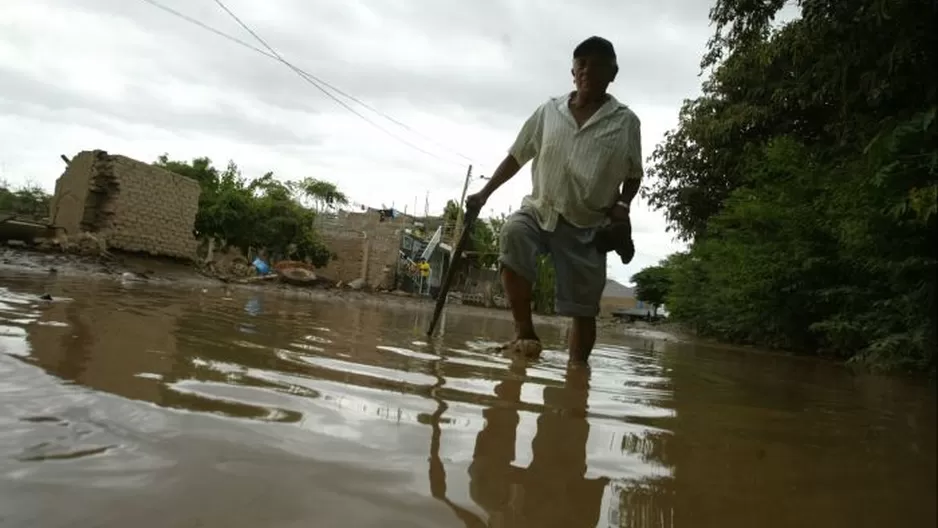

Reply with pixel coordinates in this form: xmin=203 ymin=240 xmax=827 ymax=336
xmin=0 ymin=275 xmax=934 ymax=528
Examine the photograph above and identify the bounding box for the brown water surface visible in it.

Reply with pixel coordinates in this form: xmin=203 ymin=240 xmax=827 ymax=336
xmin=0 ymin=272 xmax=934 ymax=527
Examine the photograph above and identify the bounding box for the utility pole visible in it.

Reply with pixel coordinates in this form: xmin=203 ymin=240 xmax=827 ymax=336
xmin=453 ymin=165 xmax=472 ymax=244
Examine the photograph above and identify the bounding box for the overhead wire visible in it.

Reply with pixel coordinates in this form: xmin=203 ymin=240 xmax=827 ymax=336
xmin=212 ymin=0 xmax=474 ymax=165
xmin=138 ymin=0 xmax=472 ymax=169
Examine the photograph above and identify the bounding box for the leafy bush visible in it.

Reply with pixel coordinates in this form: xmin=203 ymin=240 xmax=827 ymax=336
xmin=638 ymin=0 xmax=936 ymax=373
xmin=155 ymin=155 xmax=337 ymax=267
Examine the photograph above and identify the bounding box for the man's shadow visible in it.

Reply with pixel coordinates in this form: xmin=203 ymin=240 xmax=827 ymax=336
xmin=428 ymin=358 xmax=607 ymax=527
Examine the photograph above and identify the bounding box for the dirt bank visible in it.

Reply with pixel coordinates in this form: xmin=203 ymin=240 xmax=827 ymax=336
xmin=0 ymin=246 xmax=567 ymax=327
xmin=0 ymin=246 xmax=211 ymax=284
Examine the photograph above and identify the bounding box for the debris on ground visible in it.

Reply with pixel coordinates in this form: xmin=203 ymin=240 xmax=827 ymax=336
xmin=276 ymin=267 xmax=319 ymax=286
xmin=34 ymin=233 xmax=112 ymax=258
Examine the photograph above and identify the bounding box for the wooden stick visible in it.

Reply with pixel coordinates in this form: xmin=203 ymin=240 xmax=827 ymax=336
xmin=426 ymin=205 xmax=480 ymax=337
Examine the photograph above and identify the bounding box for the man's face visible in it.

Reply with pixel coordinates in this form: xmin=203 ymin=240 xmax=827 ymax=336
xmin=571 ymin=55 xmax=618 ymax=95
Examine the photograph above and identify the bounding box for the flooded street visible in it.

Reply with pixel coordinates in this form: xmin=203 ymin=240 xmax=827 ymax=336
xmin=0 ymin=272 xmax=934 ymax=528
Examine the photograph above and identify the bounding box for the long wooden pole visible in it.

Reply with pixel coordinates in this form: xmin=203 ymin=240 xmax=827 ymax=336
xmin=427 ymin=203 xmax=479 ymax=337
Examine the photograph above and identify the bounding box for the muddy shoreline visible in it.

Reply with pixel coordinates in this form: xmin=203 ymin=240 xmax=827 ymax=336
xmin=0 ymin=247 xmax=554 ymax=326
xmin=0 ymin=246 xmax=693 ymax=342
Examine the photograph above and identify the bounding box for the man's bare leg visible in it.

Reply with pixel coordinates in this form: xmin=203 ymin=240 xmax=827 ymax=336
xmin=568 ymin=316 xmax=596 ymax=363
xmin=501 ymin=265 xmax=539 ymax=342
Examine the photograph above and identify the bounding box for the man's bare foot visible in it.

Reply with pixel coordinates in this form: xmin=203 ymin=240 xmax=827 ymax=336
xmin=495 ymin=339 xmax=543 ymax=359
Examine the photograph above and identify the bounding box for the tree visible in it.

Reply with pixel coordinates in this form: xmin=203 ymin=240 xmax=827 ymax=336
xmin=530 ymin=255 xmax=556 ymax=315
xmin=469 ymin=220 xmax=498 ymax=269
xmin=644 ymin=0 xmax=937 ymax=373
xmin=155 ymin=155 xmax=333 ymax=267
xmin=296 ymin=178 xmax=348 ymax=212
xmin=631 ymin=265 xmax=672 ymax=316
xmin=487 ymin=212 xmax=507 ymax=241
xmin=440 ymin=199 xmax=500 ymax=269
xmin=442 ymin=199 xmax=460 ymax=240
xmin=0 ymin=180 xmax=51 ymax=218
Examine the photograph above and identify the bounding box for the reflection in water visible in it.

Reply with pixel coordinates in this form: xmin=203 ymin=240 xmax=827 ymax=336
xmin=430 ymin=362 xmax=609 ymax=528
xmin=468 ymin=362 xmax=605 ymax=527
xmin=428 ymin=355 xmax=487 ymax=528
xmin=0 ymin=274 xmax=935 ymax=528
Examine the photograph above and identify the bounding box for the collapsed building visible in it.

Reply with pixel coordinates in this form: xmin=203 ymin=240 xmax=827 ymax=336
xmin=48 ymin=150 xmax=201 ymax=260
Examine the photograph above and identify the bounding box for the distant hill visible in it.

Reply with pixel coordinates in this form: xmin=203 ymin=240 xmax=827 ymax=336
xmin=602 ymin=279 xmax=634 ymax=299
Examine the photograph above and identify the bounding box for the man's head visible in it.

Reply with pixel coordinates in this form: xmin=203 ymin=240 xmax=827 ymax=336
xmin=571 ymin=36 xmax=618 ymax=97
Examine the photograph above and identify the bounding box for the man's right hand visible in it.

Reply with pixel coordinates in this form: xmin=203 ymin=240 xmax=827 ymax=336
xmin=465 ymin=191 xmax=488 ymax=212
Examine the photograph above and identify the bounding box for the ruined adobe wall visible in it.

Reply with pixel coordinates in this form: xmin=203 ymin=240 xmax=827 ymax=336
xmin=103 ymin=154 xmax=200 ymax=259
xmin=49 ymin=150 xmax=201 ymax=260
xmin=316 ymin=211 xmax=407 ymax=289
xmin=365 ymin=216 xmax=408 ymax=289
xmin=315 ymin=220 xmax=366 ymax=285
xmin=48 ymin=153 xmax=95 ymax=236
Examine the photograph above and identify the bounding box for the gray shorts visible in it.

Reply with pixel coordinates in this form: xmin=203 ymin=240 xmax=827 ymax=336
xmin=498 ymin=208 xmax=606 ymax=317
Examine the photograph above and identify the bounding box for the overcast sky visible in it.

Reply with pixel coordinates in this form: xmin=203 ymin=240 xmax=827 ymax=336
xmin=0 ymin=0 xmax=714 ymax=284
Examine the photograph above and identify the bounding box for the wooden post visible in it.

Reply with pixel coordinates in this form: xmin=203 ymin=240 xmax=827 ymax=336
xmin=453 ymin=165 xmax=472 ymax=244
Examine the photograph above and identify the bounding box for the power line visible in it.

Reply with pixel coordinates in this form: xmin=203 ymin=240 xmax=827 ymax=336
xmin=138 ymin=0 xmax=470 ymax=169
xmin=143 ymin=0 xmax=459 ymax=167
xmin=212 ymin=0 xmax=474 ymax=165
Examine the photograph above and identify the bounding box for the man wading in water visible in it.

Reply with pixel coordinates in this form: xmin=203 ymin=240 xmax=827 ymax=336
xmin=466 ymin=36 xmax=642 ymax=364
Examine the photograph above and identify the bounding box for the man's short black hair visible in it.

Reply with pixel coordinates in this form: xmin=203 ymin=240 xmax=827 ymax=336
xmin=573 ymin=36 xmax=617 ymax=60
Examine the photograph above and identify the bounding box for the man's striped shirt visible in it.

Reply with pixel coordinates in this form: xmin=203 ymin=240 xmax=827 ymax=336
xmin=508 ymin=93 xmax=643 ymax=232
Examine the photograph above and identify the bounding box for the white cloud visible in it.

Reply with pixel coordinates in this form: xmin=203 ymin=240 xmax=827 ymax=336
xmin=0 ymin=0 xmax=709 ymax=283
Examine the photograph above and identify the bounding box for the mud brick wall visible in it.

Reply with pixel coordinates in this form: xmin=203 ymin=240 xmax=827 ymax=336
xmin=48 ymin=152 xmax=95 ymax=236
xmin=316 ymin=227 xmax=366 ymax=284
xmin=103 ymin=154 xmax=200 ymax=259
xmin=316 ymin=211 xmax=408 ymax=289
xmin=49 ymin=150 xmax=201 ymax=260
xmin=365 ymin=217 xmax=408 ymax=289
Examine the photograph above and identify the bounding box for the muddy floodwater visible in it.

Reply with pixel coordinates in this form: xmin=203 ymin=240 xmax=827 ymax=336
xmin=0 ymin=271 xmax=935 ymax=528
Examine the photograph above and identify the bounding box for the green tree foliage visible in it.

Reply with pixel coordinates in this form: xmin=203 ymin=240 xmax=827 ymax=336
xmin=470 ymin=221 xmax=498 ymax=269
xmin=644 ymin=0 xmax=937 ymax=373
xmin=441 ymin=199 xmax=461 ymax=246
xmin=296 ymin=178 xmax=348 ymax=212
xmin=441 ymin=199 xmax=501 ymax=269
xmin=631 ymin=264 xmax=673 ymax=315
xmin=0 ymin=181 xmax=51 ymax=218
xmin=532 ymin=255 xmax=556 ymax=315
xmin=155 ymin=155 xmax=332 ymax=266
xmin=487 ymin=213 xmax=506 ymax=241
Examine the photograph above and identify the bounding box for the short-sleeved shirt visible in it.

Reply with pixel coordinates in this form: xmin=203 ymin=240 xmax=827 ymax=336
xmin=508 ymin=93 xmax=643 ymax=232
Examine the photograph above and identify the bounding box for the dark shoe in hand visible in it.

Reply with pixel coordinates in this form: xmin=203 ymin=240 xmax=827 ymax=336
xmin=616 ymin=237 xmax=635 ymax=264
xmin=595 ymin=217 xmax=633 ymax=259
